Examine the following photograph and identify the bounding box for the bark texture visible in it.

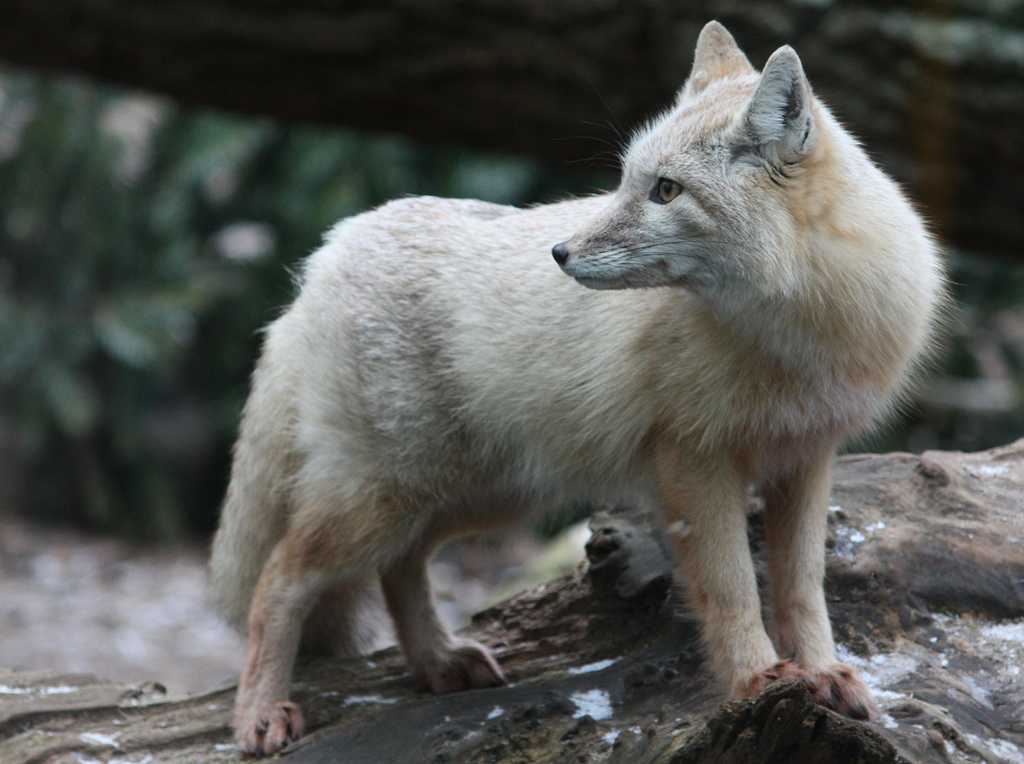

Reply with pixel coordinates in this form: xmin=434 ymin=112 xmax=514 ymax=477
xmin=0 ymin=1 xmax=1021 ymax=257
xmin=2 ymin=439 xmax=1023 ymax=763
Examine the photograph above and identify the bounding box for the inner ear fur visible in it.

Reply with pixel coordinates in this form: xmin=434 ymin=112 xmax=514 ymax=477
xmin=744 ymin=45 xmax=817 ymax=165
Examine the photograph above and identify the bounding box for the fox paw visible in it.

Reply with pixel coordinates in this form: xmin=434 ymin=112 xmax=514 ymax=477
xmin=414 ymin=638 xmax=507 ymax=694
xmin=234 ymin=699 xmax=305 ymax=756
xmin=803 ymin=663 xmax=878 ymax=721
xmin=736 ymin=659 xmax=811 ymax=699
xmin=737 ymin=660 xmax=877 ymax=721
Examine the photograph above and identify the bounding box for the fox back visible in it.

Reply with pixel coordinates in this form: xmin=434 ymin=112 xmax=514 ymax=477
xmin=281 ymin=49 xmax=943 ymax=504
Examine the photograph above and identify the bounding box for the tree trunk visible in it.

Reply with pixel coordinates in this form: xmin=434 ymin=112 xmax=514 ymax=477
xmin=3 ymin=439 xmax=1023 ymax=763
xmin=0 ymin=1 xmax=1021 ymax=258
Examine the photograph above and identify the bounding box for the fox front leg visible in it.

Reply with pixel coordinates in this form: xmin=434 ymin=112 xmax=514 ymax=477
xmin=762 ymin=448 xmax=877 ymax=720
xmin=655 ymin=447 xmax=781 ymax=695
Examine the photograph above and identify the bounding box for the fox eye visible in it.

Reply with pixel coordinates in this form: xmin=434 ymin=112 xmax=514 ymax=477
xmin=651 ymin=177 xmax=683 ymax=205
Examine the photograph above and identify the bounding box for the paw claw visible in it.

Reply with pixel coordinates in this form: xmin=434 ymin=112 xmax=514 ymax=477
xmin=235 ymin=700 xmax=305 ymax=756
xmin=809 ymin=663 xmax=878 ymax=720
xmin=415 ymin=639 xmax=506 ymax=694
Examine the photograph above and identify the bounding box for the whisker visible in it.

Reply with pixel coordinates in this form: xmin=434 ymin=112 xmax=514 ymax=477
xmin=581 ymin=120 xmax=625 ymax=151
xmin=583 ymin=238 xmax=731 ymax=260
xmin=581 ymin=76 xmax=626 ymax=143
xmin=552 ymin=134 xmax=622 ymax=151
xmin=565 ymin=148 xmax=623 ymax=170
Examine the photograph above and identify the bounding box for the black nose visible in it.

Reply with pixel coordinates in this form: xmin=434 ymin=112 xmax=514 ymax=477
xmin=552 ymin=241 xmax=570 ymax=266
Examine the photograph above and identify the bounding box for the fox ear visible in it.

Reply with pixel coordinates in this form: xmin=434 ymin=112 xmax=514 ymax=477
xmin=682 ymin=21 xmax=754 ymax=97
xmin=745 ymin=46 xmax=816 ymax=163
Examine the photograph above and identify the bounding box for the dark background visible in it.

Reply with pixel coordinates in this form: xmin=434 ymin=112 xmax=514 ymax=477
xmin=1 ymin=2 xmax=1022 ymax=539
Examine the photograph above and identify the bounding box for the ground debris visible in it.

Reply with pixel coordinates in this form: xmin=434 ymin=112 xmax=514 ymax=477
xmin=2 ymin=440 xmax=1023 ymax=763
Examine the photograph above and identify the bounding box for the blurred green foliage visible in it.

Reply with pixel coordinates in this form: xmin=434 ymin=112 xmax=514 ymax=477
xmin=1 ymin=71 xmax=1021 ymax=538
xmin=0 ymin=71 xmax=609 ymax=537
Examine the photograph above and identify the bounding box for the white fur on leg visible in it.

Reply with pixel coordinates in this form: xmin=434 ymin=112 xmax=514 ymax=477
xmin=764 ymin=450 xmax=838 ymax=670
xmin=657 ymin=449 xmax=779 ymax=695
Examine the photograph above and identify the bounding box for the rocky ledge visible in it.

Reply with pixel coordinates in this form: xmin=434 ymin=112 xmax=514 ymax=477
xmin=2 ymin=440 xmax=1022 ymax=763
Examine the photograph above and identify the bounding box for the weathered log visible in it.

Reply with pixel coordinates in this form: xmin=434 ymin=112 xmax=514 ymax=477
xmin=0 ymin=2 xmax=1021 ymax=258
xmin=2 ymin=439 xmax=1023 ymax=763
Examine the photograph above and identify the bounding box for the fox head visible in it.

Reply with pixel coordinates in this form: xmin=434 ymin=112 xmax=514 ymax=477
xmin=553 ymin=21 xmax=830 ymax=299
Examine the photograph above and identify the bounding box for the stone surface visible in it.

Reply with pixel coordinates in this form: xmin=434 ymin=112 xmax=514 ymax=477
xmin=1 ymin=440 xmax=1022 ymax=763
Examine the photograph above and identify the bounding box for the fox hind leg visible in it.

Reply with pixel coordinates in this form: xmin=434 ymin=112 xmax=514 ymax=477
xmin=381 ymin=539 xmax=506 ymax=694
xmin=233 ymin=492 xmax=417 ymax=756
xmin=234 ymin=534 xmax=326 ymax=756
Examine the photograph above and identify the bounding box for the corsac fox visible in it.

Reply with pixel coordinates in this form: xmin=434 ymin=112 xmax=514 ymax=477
xmin=210 ymin=21 xmax=945 ymax=755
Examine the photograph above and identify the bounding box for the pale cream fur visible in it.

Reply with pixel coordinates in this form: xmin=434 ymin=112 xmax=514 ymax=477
xmin=209 ymin=21 xmax=946 ymax=755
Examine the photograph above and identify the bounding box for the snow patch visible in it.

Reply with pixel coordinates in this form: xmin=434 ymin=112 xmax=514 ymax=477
xmin=966 ymin=733 xmax=1024 ymax=764
xmin=837 ymin=645 xmax=916 ymax=700
xmin=934 ymin=614 xmax=1024 ymax=697
xmin=981 ymin=621 xmax=1024 ymax=643
xmin=987 ymin=739 xmax=1024 ymax=764
xmin=486 ymin=706 xmax=505 ymax=720
xmin=42 ymin=685 xmax=78 ymax=695
xmin=342 ymin=693 xmax=397 ymax=706
xmin=967 ymin=464 xmax=1009 ymax=479
xmin=834 ymin=527 xmax=866 ymax=558
xmin=570 ymin=689 xmax=613 ymax=720
xmin=0 ymin=684 xmax=77 ymax=695
xmin=957 ymin=674 xmax=993 ymax=709
xmin=602 ymin=729 xmax=621 ymax=744
xmin=568 ymin=658 xmax=620 ymax=675
xmin=873 ymin=688 xmax=905 ymax=702
xmin=80 ymin=731 xmax=121 ymax=749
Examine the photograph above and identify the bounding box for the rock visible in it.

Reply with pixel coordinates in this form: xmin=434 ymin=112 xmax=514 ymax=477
xmin=1 ymin=440 xmax=1022 ymax=763
xmin=585 ymin=506 xmax=674 ymax=600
